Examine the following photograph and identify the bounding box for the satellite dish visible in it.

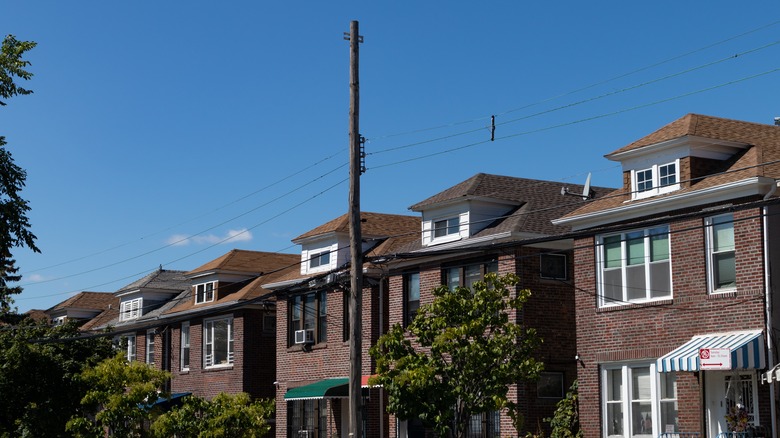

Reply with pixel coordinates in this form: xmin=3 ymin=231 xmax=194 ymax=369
xmin=560 ymin=172 xmax=594 ymax=200
xmin=582 ymin=172 xmax=592 ymax=200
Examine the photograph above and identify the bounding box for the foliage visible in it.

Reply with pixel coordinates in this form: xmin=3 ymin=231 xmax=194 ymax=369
xmin=725 ymin=404 xmax=749 ymax=432
xmin=545 ymin=380 xmax=583 ymax=438
xmin=67 ymin=352 xmax=171 ymax=437
xmin=151 ymin=392 xmax=275 ymax=438
xmin=0 ymin=34 xmax=39 ymax=314
xmin=370 ymin=273 xmax=543 ymax=438
xmin=0 ymin=317 xmax=115 ymax=437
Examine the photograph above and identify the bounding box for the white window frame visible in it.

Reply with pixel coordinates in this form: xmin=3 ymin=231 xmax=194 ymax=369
xmin=309 ymin=250 xmax=330 ymax=269
xmin=705 ymin=214 xmax=737 ymax=294
xmin=120 ymin=298 xmax=142 ymax=321
xmin=632 ymin=160 xmax=680 ymax=200
xmin=431 ymin=216 xmax=460 ymax=242
xmin=203 ymin=316 xmax=234 ymax=368
xmin=195 ymin=281 xmax=215 ymax=304
xmin=146 ymin=330 xmax=155 ymax=365
xmin=597 ymin=226 xmax=672 ymax=307
xmin=601 ymin=362 xmax=678 ymax=438
xmin=180 ymin=322 xmax=190 ymax=371
xmin=124 ymin=334 xmax=136 ymax=362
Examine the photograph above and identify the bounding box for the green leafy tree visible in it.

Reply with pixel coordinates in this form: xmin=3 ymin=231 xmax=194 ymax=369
xmin=370 ymin=273 xmax=543 ymax=438
xmin=0 ymin=317 xmax=115 ymax=437
xmin=151 ymin=392 xmax=274 ymax=438
xmin=0 ymin=34 xmax=39 ymax=314
xmin=545 ymin=380 xmax=583 ymax=438
xmin=67 ymin=352 xmax=171 ymax=437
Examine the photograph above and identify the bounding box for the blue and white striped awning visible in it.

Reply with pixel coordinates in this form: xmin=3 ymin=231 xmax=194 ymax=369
xmin=656 ymin=331 xmax=765 ymax=372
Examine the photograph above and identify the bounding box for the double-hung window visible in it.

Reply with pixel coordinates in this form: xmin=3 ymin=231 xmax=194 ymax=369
xmin=632 ymin=161 xmax=679 ymax=200
xmin=203 ymin=316 xmax=233 ymax=368
xmin=444 ymin=260 xmax=498 ymax=290
xmin=706 ymin=214 xmax=736 ymax=293
xmin=195 ymin=282 xmax=215 ymax=304
xmin=180 ymin=322 xmax=190 ymax=371
xmin=146 ymin=330 xmax=155 ymax=365
xmin=404 ymin=273 xmax=421 ymax=327
xmin=288 ymin=291 xmax=327 ymax=346
xmin=599 ymin=226 xmax=671 ymax=306
xmin=120 ymin=298 xmax=142 ymax=321
xmin=603 ymin=363 xmax=678 ymax=437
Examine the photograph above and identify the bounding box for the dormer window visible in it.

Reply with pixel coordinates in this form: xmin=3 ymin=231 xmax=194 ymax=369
xmin=433 ymin=217 xmax=459 ymax=238
xmin=120 ymin=298 xmax=142 ymax=321
xmin=195 ymin=281 xmax=215 ymax=304
xmin=632 ymin=160 xmax=679 ymax=200
xmin=309 ymin=251 xmax=330 ymax=269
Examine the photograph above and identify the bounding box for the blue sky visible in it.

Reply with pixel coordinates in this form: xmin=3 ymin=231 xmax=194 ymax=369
xmin=3 ymin=1 xmax=780 ymax=312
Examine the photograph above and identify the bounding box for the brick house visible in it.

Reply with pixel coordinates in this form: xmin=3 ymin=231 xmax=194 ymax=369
xmin=87 ymin=250 xmax=298 ymax=408
xmin=381 ymin=173 xmax=612 ymax=437
xmin=263 ymin=212 xmax=421 ymax=438
xmin=553 ymin=114 xmax=780 ymax=437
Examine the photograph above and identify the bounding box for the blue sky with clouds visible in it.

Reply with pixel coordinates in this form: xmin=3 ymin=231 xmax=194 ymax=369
xmin=3 ymin=1 xmax=780 ymax=312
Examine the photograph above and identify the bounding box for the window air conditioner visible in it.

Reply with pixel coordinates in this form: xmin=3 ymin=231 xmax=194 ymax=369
xmin=294 ymin=329 xmax=315 ymax=344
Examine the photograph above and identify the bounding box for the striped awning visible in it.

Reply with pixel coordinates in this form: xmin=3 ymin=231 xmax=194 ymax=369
xmin=657 ymin=331 xmax=765 ymax=372
xmin=284 ymin=376 xmax=376 ymax=401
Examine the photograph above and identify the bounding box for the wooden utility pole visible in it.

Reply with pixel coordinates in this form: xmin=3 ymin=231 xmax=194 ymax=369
xmin=345 ymin=20 xmax=364 ymax=438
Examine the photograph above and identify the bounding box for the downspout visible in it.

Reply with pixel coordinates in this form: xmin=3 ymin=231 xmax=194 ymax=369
xmin=379 ymin=276 xmax=385 ymax=438
xmin=763 ymin=205 xmax=777 ymax=436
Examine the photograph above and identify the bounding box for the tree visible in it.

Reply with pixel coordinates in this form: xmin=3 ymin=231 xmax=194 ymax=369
xmin=0 ymin=34 xmax=39 ymax=314
xmin=0 ymin=317 xmax=115 ymax=437
xmin=545 ymin=380 xmax=583 ymax=438
xmin=370 ymin=273 xmax=543 ymax=438
xmin=67 ymin=352 xmax=171 ymax=437
xmin=150 ymin=392 xmax=275 ymax=438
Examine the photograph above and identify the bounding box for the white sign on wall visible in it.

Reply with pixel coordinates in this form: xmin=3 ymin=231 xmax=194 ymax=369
xmin=699 ymin=348 xmax=731 ymax=370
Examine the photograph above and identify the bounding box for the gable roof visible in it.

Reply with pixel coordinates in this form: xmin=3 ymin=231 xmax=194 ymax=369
xmin=557 ymin=114 xmax=780 ymax=225
xmin=294 ymin=212 xmax=421 ymax=242
xmin=187 ymin=249 xmax=299 ymax=276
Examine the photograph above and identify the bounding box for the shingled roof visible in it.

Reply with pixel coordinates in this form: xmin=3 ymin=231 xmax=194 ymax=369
xmin=187 ymin=249 xmax=299 ymax=276
xmin=293 ymin=212 xmax=421 ymax=242
xmin=115 ymin=269 xmax=190 ymax=295
xmin=558 ymin=114 xmax=780 ymax=222
xmin=46 ymin=291 xmax=115 ymax=313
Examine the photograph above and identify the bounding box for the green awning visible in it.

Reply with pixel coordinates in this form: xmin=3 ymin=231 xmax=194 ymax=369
xmin=284 ymin=378 xmax=349 ymax=401
xmin=284 ymin=376 xmax=377 ymax=401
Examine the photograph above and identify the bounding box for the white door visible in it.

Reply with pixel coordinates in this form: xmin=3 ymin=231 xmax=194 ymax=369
xmin=705 ymin=372 xmax=728 ymax=437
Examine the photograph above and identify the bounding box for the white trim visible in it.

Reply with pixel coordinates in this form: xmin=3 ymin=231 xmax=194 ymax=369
xmin=180 ymin=322 xmax=190 ymax=371
xmin=194 ymin=281 xmax=215 ymax=304
xmin=146 ymin=329 xmax=155 ymax=365
xmin=553 ymin=177 xmax=776 ymax=231
xmin=120 ymin=297 xmax=142 ymax=321
xmin=203 ymin=315 xmax=234 ymax=368
xmin=705 ymin=214 xmax=737 ymax=294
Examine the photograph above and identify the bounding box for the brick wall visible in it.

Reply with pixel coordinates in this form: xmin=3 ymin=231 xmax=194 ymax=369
xmin=574 ymin=207 xmax=770 ymax=437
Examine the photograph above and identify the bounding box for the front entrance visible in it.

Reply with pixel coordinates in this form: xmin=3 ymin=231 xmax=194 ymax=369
xmin=705 ymin=371 xmax=758 ymax=437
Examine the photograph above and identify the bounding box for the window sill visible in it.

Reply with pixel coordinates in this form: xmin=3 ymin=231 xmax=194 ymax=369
xmin=286 ymin=342 xmax=327 ymax=352
xmin=427 ymin=235 xmax=462 ymax=247
xmin=179 ymin=369 xmax=189 ymax=375
xmin=203 ymin=364 xmax=234 ymax=372
xmin=597 ymin=298 xmax=673 ymax=312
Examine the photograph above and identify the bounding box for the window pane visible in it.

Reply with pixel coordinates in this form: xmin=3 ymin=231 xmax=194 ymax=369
xmin=213 ymin=321 xmax=229 ymax=365
xmin=604 ymin=236 xmax=622 ymax=269
xmin=406 ymin=273 xmax=420 ymax=325
xmin=632 ymin=368 xmax=651 ymax=400
xmin=304 ymin=294 xmax=316 ymax=330
xmin=649 ymin=260 xmax=671 ymax=298
xmin=607 ymin=403 xmax=624 ymax=436
xmin=715 ymin=252 xmax=736 ymax=289
xmin=446 ymin=267 xmax=460 ymax=290
xmin=631 ymin=401 xmax=653 ymax=437
xmin=464 ymin=264 xmax=481 ymax=288
xmin=650 ymin=230 xmax=669 ymax=261
xmin=626 ymin=265 xmax=646 ymax=301
xmin=626 ymin=232 xmax=645 ymax=265
xmin=604 ymin=269 xmax=623 ymax=303
xmin=607 ymin=369 xmax=623 ymax=402
xmin=713 ymin=218 xmax=735 ymax=252
xmin=637 ymin=169 xmax=653 ymax=192
xmin=318 ymin=293 xmax=327 ymax=343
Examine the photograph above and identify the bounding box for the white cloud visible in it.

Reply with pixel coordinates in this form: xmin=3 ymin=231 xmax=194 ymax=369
xmin=166 ymin=229 xmax=253 ymax=246
xmin=26 ymin=274 xmax=45 ymax=282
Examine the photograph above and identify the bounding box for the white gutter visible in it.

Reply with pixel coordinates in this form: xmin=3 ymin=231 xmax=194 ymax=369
xmin=554 ymin=177 xmax=775 ymax=231
xmin=764 ymin=206 xmax=777 ymax=435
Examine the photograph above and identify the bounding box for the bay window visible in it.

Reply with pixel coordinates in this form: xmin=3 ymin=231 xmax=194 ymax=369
xmin=599 ymin=226 xmax=671 ymax=306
